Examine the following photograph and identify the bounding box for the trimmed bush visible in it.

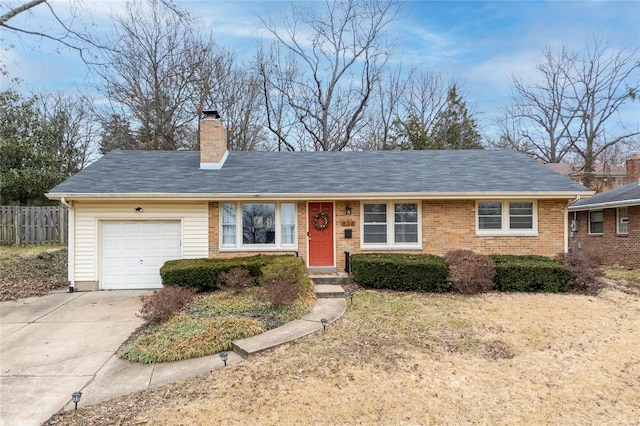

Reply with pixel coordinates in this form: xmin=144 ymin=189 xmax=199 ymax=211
xmin=556 ymin=250 xmax=605 ymax=295
xmin=138 ymin=286 xmax=196 ymax=324
xmin=259 ymin=256 xmax=313 ymax=298
xmin=160 ymin=255 xmax=292 ymax=291
xmin=350 ymin=253 xmax=450 ymax=292
xmin=445 ymin=250 xmax=496 ymax=294
xmin=491 ymin=255 xmax=572 ymax=292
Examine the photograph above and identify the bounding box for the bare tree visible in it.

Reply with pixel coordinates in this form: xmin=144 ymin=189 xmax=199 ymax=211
xmin=504 ymin=37 xmax=639 ymax=187
xmin=93 ymin=0 xmax=220 ymax=151
xmin=1 ymin=0 xmax=109 ymax=65
xmin=569 ymin=37 xmax=640 ymax=187
xmin=38 ymin=91 xmax=98 ymax=173
xmin=199 ymin=49 xmax=268 ymax=151
xmin=257 ymin=0 xmax=399 ymax=151
xmin=504 ymin=46 xmax=578 ymax=163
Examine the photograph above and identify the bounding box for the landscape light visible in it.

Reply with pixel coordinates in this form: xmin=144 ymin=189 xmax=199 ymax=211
xmin=347 ymin=290 xmax=354 ymax=304
xmin=220 ymin=351 xmax=228 ymax=366
xmin=71 ymin=391 xmax=82 ymax=411
xmin=321 ymin=318 xmax=328 ymax=331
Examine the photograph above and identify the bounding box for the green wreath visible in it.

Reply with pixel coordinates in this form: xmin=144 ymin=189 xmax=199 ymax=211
xmin=313 ymin=212 xmax=330 ymax=230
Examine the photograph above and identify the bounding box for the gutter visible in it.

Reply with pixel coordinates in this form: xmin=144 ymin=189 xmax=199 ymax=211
xmin=46 ymin=190 xmax=595 ymax=202
xmin=59 ymin=197 xmax=75 ymax=292
xmin=568 ymin=198 xmax=640 ymax=211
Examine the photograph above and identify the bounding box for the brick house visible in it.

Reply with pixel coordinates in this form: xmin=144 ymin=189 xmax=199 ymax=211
xmin=568 ymin=155 xmax=640 ymax=268
xmin=47 ymin=112 xmax=592 ymax=291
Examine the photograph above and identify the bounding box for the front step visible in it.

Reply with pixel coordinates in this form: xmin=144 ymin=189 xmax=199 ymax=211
xmin=310 ymin=273 xmax=354 ymax=287
xmin=313 ymin=284 xmax=346 ymax=298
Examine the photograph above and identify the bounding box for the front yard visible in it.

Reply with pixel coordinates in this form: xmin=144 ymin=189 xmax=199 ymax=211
xmin=4 ymin=246 xmax=638 ymax=424
xmin=47 ymin=276 xmax=640 ymax=425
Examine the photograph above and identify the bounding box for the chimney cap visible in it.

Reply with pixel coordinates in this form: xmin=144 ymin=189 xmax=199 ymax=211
xmin=202 ymin=110 xmax=221 ymax=119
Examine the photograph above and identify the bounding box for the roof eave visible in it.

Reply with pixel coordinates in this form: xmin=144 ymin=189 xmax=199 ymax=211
xmin=568 ymin=198 xmax=640 ymax=211
xmin=47 ymin=190 xmax=594 ymax=202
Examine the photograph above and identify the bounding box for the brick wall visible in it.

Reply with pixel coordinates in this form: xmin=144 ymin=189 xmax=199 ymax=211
xmin=208 ymin=199 xmax=569 ymax=271
xmin=570 ymin=205 xmax=640 ymax=268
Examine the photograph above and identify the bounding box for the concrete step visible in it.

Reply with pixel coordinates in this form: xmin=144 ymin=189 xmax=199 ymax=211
xmin=232 ymin=298 xmax=346 ymax=359
xmin=310 ymin=274 xmax=354 ymax=287
xmin=313 ymin=284 xmax=346 ymax=298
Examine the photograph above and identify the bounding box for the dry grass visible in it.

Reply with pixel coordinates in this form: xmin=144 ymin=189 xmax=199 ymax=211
xmin=46 ymin=277 xmax=640 ymax=425
xmin=0 ymin=245 xmax=68 ymax=301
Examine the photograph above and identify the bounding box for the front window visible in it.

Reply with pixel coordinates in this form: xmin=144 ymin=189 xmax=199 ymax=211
xmin=617 ymin=208 xmax=628 ymax=234
xmin=242 ymin=204 xmax=275 ymax=244
xmin=477 ymin=201 xmax=536 ymax=235
xmin=589 ymin=211 xmax=603 ymax=234
xmin=394 ymin=203 xmax=419 ymax=243
xmin=362 ymin=202 xmax=420 ymax=247
xmin=363 ymin=203 xmax=387 ymax=244
xmin=221 ymin=202 xmax=296 ymax=249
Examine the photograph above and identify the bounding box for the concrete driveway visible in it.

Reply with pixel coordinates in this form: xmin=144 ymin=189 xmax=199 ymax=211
xmin=0 ymin=290 xmax=149 ymax=426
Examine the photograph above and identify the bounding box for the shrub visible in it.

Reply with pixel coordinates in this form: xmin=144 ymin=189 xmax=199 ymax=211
xmin=491 ymin=255 xmax=572 ymax=293
xmin=160 ymin=255 xmax=291 ymax=291
xmin=256 ymin=279 xmax=300 ymax=309
xmin=445 ymin=250 xmax=496 ymax=294
xmin=259 ymin=256 xmax=313 ymax=298
xmin=218 ymin=267 xmax=255 ymax=294
xmin=138 ymin=286 xmax=196 ymax=324
xmin=556 ymin=250 xmax=605 ymax=296
xmin=350 ymin=253 xmax=450 ymax=292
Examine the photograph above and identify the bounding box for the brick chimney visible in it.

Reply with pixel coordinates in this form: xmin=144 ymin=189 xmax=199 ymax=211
xmin=625 ymin=153 xmax=640 ymax=184
xmin=200 ymin=110 xmax=228 ymax=169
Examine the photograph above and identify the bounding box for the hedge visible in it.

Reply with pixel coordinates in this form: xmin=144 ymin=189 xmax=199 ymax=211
xmin=491 ymin=255 xmax=572 ymax=292
xmin=350 ymin=253 xmax=450 ymax=292
xmin=160 ymin=255 xmax=293 ymax=292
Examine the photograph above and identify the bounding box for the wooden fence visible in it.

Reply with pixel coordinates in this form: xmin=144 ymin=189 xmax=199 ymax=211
xmin=0 ymin=206 xmax=68 ymax=245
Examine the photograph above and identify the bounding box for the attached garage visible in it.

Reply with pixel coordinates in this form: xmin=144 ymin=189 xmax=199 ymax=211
xmin=101 ymin=221 xmax=182 ymax=289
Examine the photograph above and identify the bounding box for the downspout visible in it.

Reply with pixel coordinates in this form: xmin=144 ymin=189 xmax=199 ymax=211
xmin=60 ymin=197 xmax=75 ymax=292
xmin=565 ymin=195 xmax=582 ymax=254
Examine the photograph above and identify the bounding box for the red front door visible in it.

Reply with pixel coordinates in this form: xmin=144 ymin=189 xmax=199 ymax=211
xmin=308 ymin=202 xmax=334 ymax=267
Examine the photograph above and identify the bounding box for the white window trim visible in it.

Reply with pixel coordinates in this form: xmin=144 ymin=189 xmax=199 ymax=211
xmin=588 ymin=210 xmax=604 ymax=235
xmin=476 ymin=200 xmax=538 ymax=236
xmin=220 ymin=201 xmax=297 ymax=251
xmin=360 ymin=201 xmax=423 ymax=250
xmin=616 ymin=207 xmax=628 ymax=235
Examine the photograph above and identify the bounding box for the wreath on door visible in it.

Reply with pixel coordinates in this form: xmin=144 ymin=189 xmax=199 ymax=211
xmin=313 ymin=212 xmax=330 ymax=230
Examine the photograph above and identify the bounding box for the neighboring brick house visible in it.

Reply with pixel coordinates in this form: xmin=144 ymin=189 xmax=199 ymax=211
xmin=546 ymin=161 xmax=627 ymax=192
xmin=568 ymin=158 xmax=640 ymax=268
xmin=47 ymin=112 xmax=592 ymax=291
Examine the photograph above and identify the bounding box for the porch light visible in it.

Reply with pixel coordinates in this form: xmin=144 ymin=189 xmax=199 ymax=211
xmin=134 ymin=207 xmax=143 ymax=212
xmin=220 ymin=351 xmax=228 ymax=366
xmin=321 ymin=318 xmax=328 ymax=331
xmin=71 ymin=391 xmax=82 ymax=410
xmin=345 ymin=204 xmax=352 ymax=215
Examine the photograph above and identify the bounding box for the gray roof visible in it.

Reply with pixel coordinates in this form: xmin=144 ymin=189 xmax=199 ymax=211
xmin=569 ymin=179 xmax=640 ymax=210
xmin=48 ymin=149 xmax=591 ymax=198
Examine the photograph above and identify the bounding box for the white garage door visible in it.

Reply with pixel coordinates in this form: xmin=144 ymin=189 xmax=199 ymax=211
xmin=101 ymin=221 xmax=181 ymax=289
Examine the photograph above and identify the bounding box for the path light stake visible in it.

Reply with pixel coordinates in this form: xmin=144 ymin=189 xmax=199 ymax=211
xmin=71 ymin=391 xmax=82 ymax=411
xmin=220 ymin=351 xmax=228 ymax=366
xmin=321 ymin=318 xmax=328 ymax=331
xmin=347 ymin=290 xmax=354 ymax=304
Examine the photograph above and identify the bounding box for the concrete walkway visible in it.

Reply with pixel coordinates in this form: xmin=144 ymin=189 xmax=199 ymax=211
xmin=0 ymin=286 xmax=346 ymax=426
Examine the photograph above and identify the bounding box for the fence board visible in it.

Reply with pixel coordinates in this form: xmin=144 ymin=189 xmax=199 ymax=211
xmin=0 ymin=206 xmax=68 ymax=245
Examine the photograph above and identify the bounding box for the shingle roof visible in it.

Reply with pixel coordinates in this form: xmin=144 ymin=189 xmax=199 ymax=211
xmin=569 ymin=179 xmax=640 ymax=210
xmin=48 ymin=149 xmax=591 ymax=198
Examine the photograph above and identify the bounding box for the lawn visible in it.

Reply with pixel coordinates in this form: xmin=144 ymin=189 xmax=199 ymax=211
xmin=0 ymin=245 xmax=68 ymax=301
xmin=45 ymin=275 xmax=640 ymax=425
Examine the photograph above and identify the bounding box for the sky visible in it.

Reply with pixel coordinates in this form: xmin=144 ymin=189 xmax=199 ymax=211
xmin=1 ymin=0 xmax=639 ymax=140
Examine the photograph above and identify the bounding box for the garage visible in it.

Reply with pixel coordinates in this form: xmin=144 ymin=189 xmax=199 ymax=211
xmin=101 ymin=221 xmax=182 ymax=289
